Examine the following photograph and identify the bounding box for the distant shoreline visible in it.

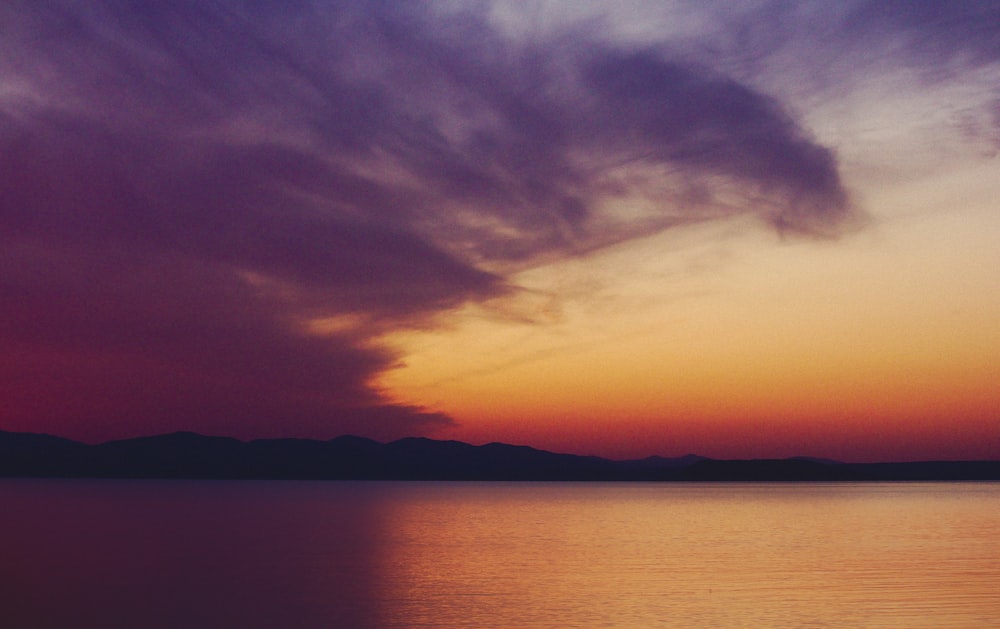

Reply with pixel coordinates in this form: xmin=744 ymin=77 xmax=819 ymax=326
xmin=2 ymin=430 xmax=998 ymax=482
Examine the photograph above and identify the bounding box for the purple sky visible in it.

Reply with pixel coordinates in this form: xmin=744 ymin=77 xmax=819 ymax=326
xmin=2 ymin=1 xmax=998 ymax=459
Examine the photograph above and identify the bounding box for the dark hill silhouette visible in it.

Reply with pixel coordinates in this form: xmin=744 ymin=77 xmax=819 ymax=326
xmin=91 ymin=432 xmax=246 ymax=478
xmin=618 ymin=454 xmax=710 ymax=471
xmin=0 ymin=429 xmax=997 ymax=481
xmin=0 ymin=430 xmax=89 ymax=477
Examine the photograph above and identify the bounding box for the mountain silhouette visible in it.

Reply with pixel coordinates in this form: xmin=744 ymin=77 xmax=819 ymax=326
xmin=1 ymin=430 xmax=997 ymax=481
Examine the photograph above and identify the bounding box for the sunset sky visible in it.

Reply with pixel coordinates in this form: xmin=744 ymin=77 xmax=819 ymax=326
xmin=2 ymin=1 xmax=998 ymax=462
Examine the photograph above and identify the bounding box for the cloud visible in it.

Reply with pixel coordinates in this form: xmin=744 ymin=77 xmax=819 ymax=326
xmin=685 ymin=1 xmax=1000 ymax=96
xmin=0 ymin=0 xmax=859 ymax=440
xmin=843 ymin=1 xmax=1000 ymax=70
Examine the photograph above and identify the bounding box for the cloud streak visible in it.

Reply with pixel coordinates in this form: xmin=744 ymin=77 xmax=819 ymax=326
xmin=0 ymin=0 xmax=862 ymax=440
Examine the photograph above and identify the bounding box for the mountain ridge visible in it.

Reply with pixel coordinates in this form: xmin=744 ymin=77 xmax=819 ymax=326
xmin=1 ymin=429 xmax=997 ymax=481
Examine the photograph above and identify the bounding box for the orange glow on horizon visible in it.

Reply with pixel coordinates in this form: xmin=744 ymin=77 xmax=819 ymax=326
xmin=379 ymin=207 xmax=1000 ymax=462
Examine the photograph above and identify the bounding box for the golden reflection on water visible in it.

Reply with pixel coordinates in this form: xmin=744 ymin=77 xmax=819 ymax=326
xmin=0 ymin=481 xmax=996 ymax=628
xmin=375 ymin=483 xmax=1000 ymax=628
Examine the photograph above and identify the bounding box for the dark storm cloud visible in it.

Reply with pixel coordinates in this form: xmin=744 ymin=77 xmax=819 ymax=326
xmin=0 ymin=0 xmax=856 ymax=439
xmin=578 ymin=50 xmax=849 ymax=233
xmin=0 ymin=238 xmax=456 ymax=440
xmin=0 ymin=110 xmax=495 ymax=313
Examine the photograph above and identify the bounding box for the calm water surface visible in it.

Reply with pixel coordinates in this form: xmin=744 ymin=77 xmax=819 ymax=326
xmin=1 ymin=481 xmax=997 ymax=628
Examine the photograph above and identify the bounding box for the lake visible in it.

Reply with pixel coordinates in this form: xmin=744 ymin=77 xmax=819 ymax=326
xmin=1 ymin=480 xmax=997 ymax=628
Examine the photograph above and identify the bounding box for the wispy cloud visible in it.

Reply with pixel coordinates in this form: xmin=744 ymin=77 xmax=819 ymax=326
xmin=0 ymin=0 xmax=868 ymax=440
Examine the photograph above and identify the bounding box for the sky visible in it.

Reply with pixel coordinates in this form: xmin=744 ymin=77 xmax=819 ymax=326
xmin=1 ymin=0 xmax=998 ymax=462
